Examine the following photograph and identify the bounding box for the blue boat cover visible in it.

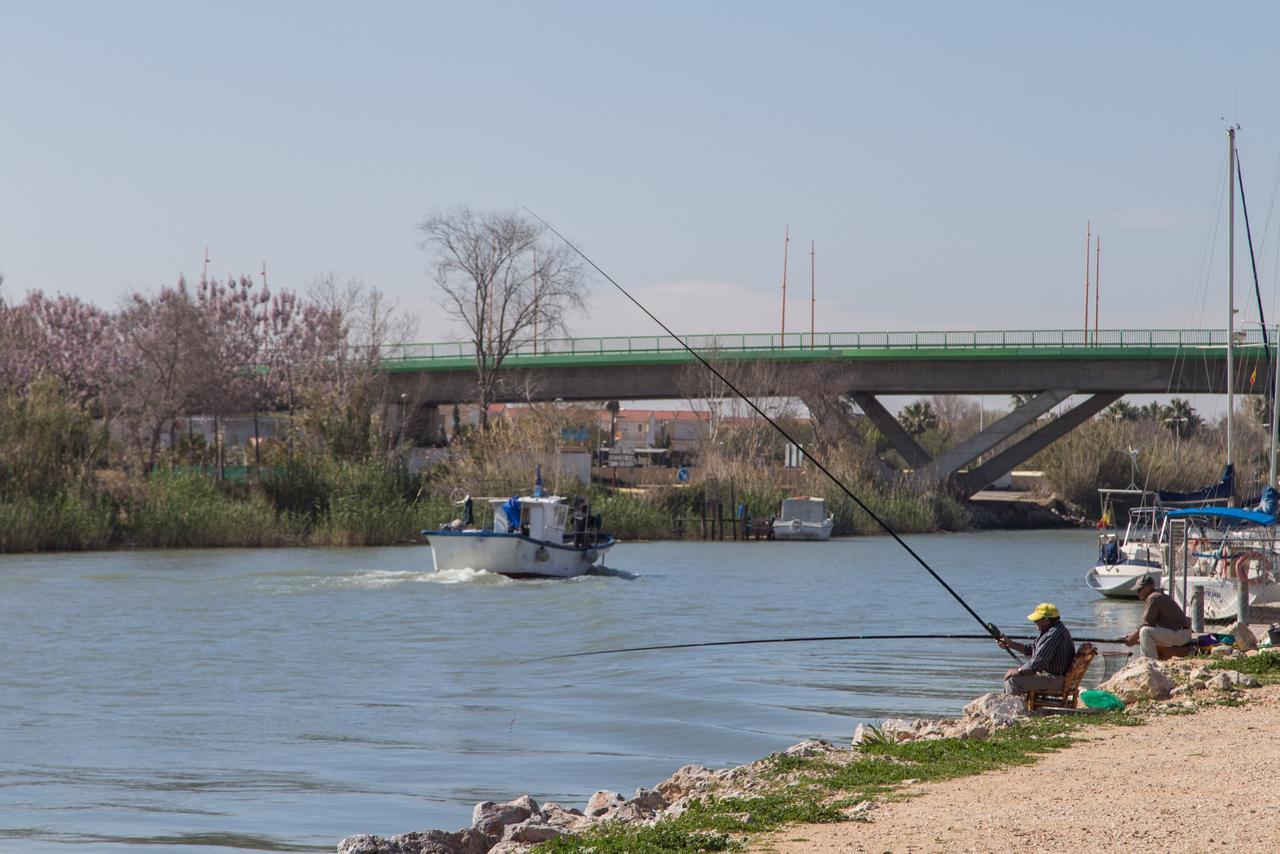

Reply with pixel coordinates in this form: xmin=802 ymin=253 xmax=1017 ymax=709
xmin=1156 ymin=464 xmax=1234 ymax=504
xmin=1165 ymin=506 xmax=1277 ymax=526
xmin=502 ymin=496 xmax=521 ymax=531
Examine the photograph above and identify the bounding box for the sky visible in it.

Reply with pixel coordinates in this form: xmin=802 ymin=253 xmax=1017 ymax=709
xmin=4 ymin=1 xmax=1280 ymax=356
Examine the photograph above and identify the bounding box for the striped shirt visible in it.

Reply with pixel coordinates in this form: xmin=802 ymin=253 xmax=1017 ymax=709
xmin=1019 ymin=620 xmax=1075 ymax=677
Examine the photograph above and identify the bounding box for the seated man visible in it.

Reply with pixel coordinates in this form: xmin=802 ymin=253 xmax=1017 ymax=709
xmin=1124 ymin=574 xmax=1192 ymax=659
xmin=996 ymin=602 xmax=1075 ymax=696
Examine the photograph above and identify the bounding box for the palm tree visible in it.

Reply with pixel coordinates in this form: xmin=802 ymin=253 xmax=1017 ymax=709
xmin=1161 ymin=398 xmax=1200 ymax=439
xmin=899 ymin=400 xmax=939 ymax=436
xmin=1103 ymin=400 xmax=1139 ymax=422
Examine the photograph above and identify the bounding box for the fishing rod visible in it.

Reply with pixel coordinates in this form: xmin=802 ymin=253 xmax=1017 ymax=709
xmin=526 ymin=633 xmax=1130 ymax=663
xmin=526 ymin=207 xmax=1019 ymax=661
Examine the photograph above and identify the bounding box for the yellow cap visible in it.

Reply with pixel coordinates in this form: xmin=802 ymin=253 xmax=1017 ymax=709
xmin=1027 ymin=603 xmax=1059 ymax=621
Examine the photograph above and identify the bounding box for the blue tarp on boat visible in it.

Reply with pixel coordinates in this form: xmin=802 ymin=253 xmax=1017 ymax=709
xmin=1156 ymin=464 xmax=1234 ymax=504
xmin=1165 ymin=506 xmax=1277 ymax=526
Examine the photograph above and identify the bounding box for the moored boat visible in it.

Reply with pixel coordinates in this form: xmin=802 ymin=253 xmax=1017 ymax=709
xmin=771 ymin=496 xmax=834 ymax=541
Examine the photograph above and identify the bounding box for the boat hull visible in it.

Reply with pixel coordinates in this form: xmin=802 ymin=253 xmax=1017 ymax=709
xmin=1085 ymin=564 xmax=1163 ymax=599
xmin=771 ymin=519 xmax=833 ymax=541
xmin=1174 ymin=577 xmax=1280 ymax=622
xmin=425 ymin=530 xmax=614 ymax=579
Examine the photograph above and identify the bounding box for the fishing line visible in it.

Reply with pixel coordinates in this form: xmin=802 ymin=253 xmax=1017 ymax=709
xmin=525 ymin=207 xmax=1017 ymax=660
xmin=525 ymin=633 xmax=1129 ymax=663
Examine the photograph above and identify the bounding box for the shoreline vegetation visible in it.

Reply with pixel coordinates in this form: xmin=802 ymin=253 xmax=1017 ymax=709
xmin=1 ymin=378 xmax=1273 ymax=554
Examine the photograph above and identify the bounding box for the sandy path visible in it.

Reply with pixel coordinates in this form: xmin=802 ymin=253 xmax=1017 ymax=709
xmin=753 ymin=687 xmax=1280 ymax=853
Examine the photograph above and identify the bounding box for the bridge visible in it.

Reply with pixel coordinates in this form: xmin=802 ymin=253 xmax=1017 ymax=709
xmin=384 ymin=328 xmax=1274 ymax=497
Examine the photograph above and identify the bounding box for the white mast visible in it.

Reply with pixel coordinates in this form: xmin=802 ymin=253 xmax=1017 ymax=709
xmin=1227 ymin=126 xmax=1236 ymax=476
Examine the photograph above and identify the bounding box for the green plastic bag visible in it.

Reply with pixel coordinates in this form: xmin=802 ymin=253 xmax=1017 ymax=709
xmin=1080 ymin=689 xmax=1125 ymax=711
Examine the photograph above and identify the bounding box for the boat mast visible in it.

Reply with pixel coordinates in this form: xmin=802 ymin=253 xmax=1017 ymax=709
xmin=1228 ymin=127 xmax=1237 ymax=476
xmin=1271 ymin=318 xmax=1280 ymax=487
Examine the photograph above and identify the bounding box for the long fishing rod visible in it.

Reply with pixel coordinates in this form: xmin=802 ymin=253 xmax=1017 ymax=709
xmin=526 ymin=633 xmax=1130 ymax=663
xmin=526 ymin=207 xmax=1019 ymax=661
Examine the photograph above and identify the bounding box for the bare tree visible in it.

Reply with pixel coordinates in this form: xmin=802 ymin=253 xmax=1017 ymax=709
xmin=419 ymin=208 xmax=586 ymax=428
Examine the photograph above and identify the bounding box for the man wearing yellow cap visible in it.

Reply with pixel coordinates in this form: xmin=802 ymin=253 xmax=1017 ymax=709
xmin=996 ymin=602 xmax=1076 ymax=696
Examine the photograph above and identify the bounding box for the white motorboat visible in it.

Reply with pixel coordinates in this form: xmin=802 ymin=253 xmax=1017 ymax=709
xmin=423 ymin=471 xmax=614 ymax=579
xmin=771 ymin=496 xmax=834 ymax=541
xmin=1085 ymin=505 xmax=1165 ymax=599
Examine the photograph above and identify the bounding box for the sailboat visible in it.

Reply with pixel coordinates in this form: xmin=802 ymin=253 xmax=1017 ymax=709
xmin=1165 ymin=126 xmax=1280 ymax=620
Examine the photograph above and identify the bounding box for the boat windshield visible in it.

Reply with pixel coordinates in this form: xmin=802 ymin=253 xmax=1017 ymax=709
xmin=780 ymin=499 xmax=827 ymax=522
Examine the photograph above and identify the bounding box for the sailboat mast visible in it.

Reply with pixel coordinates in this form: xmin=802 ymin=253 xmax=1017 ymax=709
xmin=1270 ymin=318 xmax=1280 ymax=488
xmin=1228 ymin=127 xmax=1236 ymax=474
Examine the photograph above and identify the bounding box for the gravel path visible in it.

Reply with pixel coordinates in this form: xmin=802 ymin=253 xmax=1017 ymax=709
xmin=753 ymin=686 xmax=1280 ymax=853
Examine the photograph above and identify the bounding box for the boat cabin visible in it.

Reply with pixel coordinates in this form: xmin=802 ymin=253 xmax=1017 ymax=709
xmin=779 ymin=496 xmax=828 ymax=522
xmin=489 ymin=495 xmax=570 ymax=543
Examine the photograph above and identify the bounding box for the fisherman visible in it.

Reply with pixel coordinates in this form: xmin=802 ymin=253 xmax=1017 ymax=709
xmin=1123 ymin=574 xmax=1192 ymax=659
xmin=996 ymin=603 xmax=1076 ymax=696
xmin=572 ymin=501 xmax=589 ymax=547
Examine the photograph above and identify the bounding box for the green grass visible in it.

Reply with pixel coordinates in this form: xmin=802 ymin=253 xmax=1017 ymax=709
xmin=534 ymin=713 xmax=1139 ymax=852
xmin=1208 ymin=650 xmax=1280 ymax=681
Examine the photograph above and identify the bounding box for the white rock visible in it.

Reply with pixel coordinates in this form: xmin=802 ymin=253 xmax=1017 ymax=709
xmin=584 ymin=790 xmax=625 ymax=818
xmin=1098 ymin=658 xmax=1176 ymax=703
xmin=962 ymin=692 xmax=1030 ymax=728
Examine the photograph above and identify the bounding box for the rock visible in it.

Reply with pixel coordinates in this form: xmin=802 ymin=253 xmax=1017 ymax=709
xmin=501 ymin=819 xmax=563 ymax=844
xmin=852 ymin=723 xmax=881 ymax=745
xmin=1098 ymin=659 xmax=1175 ymax=703
xmin=337 ymin=829 xmax=488 ymax=854
xmin=962 ymin=692 xmax=1030 ymax=728
xmin=584 ymin=790 xmax=625 ymax=818
xmin=958 ymin=721 xmax=990 ymax=740
xmin=1190 ymin=667 xmax=1212 ymax=680
xmin=655 ymin=765 xmax=719 ymax=802
xmin=473 ymin=797 xmax=541 ymax=841
xmin=631 ymin=787 xmax=668 ymax=811
xmin=1212 ymin=669 xmax=1263 ymax=689
xmin=1188 ymin=680 xmax=1207 ymax=691
xmin=540 ymin=803 xmax=589 ymax=833
xmin=783 ymin=739 xmax=835 ymax=756
xmin=1226 ymin=622 xmax=1259 ymax=652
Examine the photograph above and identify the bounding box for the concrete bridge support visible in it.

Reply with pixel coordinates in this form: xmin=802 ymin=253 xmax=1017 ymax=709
xmin=849 ymin=390 xmax=1122 ymax=498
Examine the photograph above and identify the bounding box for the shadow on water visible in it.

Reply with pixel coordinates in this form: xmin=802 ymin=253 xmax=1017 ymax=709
xmin=586 ymin=565 xmax=640 ymax=580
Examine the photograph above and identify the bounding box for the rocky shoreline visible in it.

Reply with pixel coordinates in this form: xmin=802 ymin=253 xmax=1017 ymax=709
xmin=336 ymin=645 xmax=1271 ymax=854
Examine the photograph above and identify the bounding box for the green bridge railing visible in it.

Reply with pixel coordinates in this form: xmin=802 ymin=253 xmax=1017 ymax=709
xmin=378 ymin=328 xmax=1268 ymax=362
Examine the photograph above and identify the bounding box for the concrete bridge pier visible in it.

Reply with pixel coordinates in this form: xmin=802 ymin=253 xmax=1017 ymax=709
xmin=850 ymin=390 xmax=1122 ymax=498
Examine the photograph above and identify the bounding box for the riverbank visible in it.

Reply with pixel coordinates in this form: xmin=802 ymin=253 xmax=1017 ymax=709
xmin=338 ymin=652 xmax=1280 ymax=854
xmin=752 ymin=683 xmax=1280 ymax=853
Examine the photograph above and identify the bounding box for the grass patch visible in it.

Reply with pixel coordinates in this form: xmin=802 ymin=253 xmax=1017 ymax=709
xmin=1208 ymin=650 xmax=1280 ymax=683
xmin=536 ymin=713 xmax=1140 ymax=853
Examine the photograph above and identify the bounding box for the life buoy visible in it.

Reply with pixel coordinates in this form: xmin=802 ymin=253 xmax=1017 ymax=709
xmin=535 ymin=546 xmax=550 ymax=563
xmin=1231 ymin=551 xmax=1273 ymax=583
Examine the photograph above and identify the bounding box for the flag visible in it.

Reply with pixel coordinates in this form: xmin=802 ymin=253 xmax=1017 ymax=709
xmin=1096 ymin=505 xmax=1113 ymax=529
xmin=1251 ymin=366 xmax=1258 ymax=387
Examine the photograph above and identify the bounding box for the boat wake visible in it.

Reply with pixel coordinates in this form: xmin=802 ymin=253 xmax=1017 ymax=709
xmin=424 ymin=567 xmax=512 ymax=585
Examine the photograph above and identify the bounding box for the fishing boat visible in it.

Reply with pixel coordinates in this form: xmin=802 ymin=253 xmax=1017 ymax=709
xmin=422 ymin=469 xmax=615 ymax=579
xmin=771 ymin=496 xmax=834 ymax=541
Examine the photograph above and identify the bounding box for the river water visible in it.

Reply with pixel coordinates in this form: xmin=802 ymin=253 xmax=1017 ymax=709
xmin=0 ymin=530 xmax=1141 ymax=853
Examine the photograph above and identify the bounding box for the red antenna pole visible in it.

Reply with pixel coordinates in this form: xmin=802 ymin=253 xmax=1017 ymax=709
xmin=1094 ymin=236 xmax=1100 ymax=344
xmin=202 ymin=246 xmax=211 ymax=287
xmin=532 ymin=249 xmax=539 ymax=356
xmin=810 ymin=239 xmax=816 ymax=350
xmin=1082 ymin=222 xmax=1090 ymax=344
xmin=780 ymin=225 xmax=790 ymax=348
xmin=261 ymin=261 xmax=268 ymax=288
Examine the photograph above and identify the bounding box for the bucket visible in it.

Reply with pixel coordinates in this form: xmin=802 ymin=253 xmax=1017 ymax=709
xmin=1268 ymin=625 xmax=1280 ymax=646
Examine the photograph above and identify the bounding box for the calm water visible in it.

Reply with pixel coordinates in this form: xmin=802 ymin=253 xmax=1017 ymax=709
xmin=0 ymin=531 xmax=1141 ymax=853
